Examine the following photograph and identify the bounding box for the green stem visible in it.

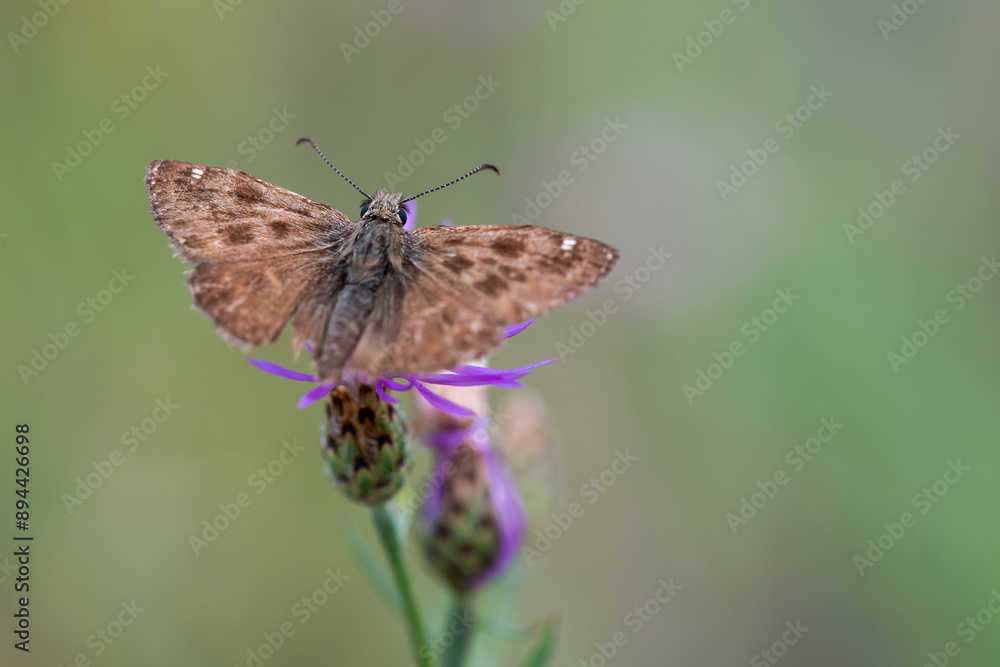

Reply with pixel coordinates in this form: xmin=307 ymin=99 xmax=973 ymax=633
xmin=371 ymin=505 xmax=435 ymax=667
xmin=442 ymin=595 xmax=476 ymax=667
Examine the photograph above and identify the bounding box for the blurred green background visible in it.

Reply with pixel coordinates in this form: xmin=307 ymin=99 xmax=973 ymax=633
xmin=3 ymin=0 xmax=1000 ymax=665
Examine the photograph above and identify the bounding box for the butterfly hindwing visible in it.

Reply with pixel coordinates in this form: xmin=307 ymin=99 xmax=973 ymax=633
xmin=189 ymin=256 xmax=321 ymax=347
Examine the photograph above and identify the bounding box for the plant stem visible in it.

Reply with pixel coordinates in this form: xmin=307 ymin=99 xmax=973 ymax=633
xmin=372 ymin=504 xmax=435 ymax=667
xmin=442 ymin=595 xmax=476 ymax=667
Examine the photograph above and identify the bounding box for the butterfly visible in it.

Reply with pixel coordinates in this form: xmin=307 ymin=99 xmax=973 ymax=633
xmin=145 ymin=138 xmax=619 ymax=383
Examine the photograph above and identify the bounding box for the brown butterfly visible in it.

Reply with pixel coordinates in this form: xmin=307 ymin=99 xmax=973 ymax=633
xmin=145 ymin=138 xmax=619 ymax=383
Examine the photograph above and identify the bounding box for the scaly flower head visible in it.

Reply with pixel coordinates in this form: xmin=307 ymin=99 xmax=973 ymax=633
xmin=417 ymin=418 xmax=527 ymax=592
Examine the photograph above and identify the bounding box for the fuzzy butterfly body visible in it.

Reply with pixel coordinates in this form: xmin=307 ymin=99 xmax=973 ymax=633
xmin=145 ymin=158 xmax=618 ymax=382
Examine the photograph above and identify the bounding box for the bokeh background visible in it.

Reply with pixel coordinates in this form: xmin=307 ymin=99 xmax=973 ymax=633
xmin=3 ymin=1 xmax=1000 ymax=665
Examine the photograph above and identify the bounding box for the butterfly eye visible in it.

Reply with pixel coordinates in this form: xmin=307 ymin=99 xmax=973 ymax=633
xmin=360 ymin=203 xmax=370 ymax=217
xmin=397 ymin=207 xmax=408 ymax=225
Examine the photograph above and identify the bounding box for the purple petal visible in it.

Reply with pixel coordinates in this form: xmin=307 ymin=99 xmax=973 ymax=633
xmin=402 ymin=200 xmax=417 ymax=231
xmin=376 ymin=379 xmax=399 ymax=405
xmin=416 ymin=359 xmax=556 ymax=387
xmin=448 ymin=364 xmax=535 ymax=380
xmin=381 ymin=377 xmax=413 ymax=392
xmin=415 ymin=373 xmax=523 ymax=389
xmin=297 ymin=383 xmax=336 ymax=409
xmin=441 ymin=218 xmax=454 ymax=227
xmin=247 ymin=357 xmax=317 ymax=382
xmin=472 ymin=439 xmax=527 ymax=588
xmin=412 ymin=381 xmax=476 ymax=418
xmin=504 ymin=320 xmax=534 ymax=338
xmin=503 ymin=358 xmax=556 ymax=373
xmin=446 ymin=365 xmax=506 ymax=376
xmin=409 ymin=371 xmax=519 ymax=388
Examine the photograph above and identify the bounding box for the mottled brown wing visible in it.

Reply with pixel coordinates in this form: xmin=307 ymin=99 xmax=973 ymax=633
xmin=145 ymin=160 xmax=352 ymax=347
xmin=347 ymin=225 xmax=619 ymax=377
xmin=188 ymin=256 xmax=328 ymax=347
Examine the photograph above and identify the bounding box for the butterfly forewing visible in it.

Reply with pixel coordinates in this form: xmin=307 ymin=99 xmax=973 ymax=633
xmin=146 ymin=160 xmax=351 ymax=262
xmin=145 ymin=160 xmax=352 ymax=347
xmin=345 ymin=225 xmax=619 ymax=378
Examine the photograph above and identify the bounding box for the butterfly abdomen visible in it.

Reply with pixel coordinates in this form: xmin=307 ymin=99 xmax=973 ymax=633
xmin=316 ymin=283 xmax=379 ymax=381
xmin=316 ymin=222 xmax=400 ymax=381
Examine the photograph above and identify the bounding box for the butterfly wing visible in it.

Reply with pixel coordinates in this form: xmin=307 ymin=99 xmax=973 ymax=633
xmin=347 ymin=224 xmax=619 ymax=377
xmin=146 ymin=160 xmax=352 ymax=347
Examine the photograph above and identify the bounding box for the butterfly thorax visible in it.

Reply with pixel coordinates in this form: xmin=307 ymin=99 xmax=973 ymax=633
xmin=345 ymin=217 xmax=404 ymax=284
xmin=363 ymin=188 xmax=405 ymax=224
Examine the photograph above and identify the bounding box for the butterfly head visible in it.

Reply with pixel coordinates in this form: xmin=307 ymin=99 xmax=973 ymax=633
xmin=360 ymin=188 xmax=407 ymax=226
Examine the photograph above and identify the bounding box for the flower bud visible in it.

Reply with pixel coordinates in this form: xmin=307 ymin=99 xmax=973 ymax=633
xmin=321 ymin=382 xmax=412 ymax=505
xmin=418 ymin=428 xmax=526 ymax=592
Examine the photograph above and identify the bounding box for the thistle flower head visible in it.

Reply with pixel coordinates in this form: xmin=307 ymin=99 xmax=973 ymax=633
xmin=417 ymin=419 xmax=527 ymax=592
xmin=321 ymin=381 xmax=412 ymax=505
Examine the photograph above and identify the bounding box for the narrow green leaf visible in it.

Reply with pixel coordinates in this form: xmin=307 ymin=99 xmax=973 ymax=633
xmin=343 ymin=518 xmax=402 ymax=614
xmin=520 ymin=617 xmax=559 ymax=667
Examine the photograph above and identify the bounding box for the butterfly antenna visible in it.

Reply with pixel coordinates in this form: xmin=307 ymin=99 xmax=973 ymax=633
xmin=296 ymin=137 xmax=372 ymax=199
xmin=399 ymin=164 xmax=500 ymax=204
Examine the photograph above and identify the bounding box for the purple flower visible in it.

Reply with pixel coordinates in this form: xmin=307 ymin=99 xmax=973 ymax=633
xmin=418 ymin=418 xmax=528 ymax=591
xmin=252 ymin=205 xmax=535 ymax=588
xmin=247 ymin=320 xmax=549 ymax=417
